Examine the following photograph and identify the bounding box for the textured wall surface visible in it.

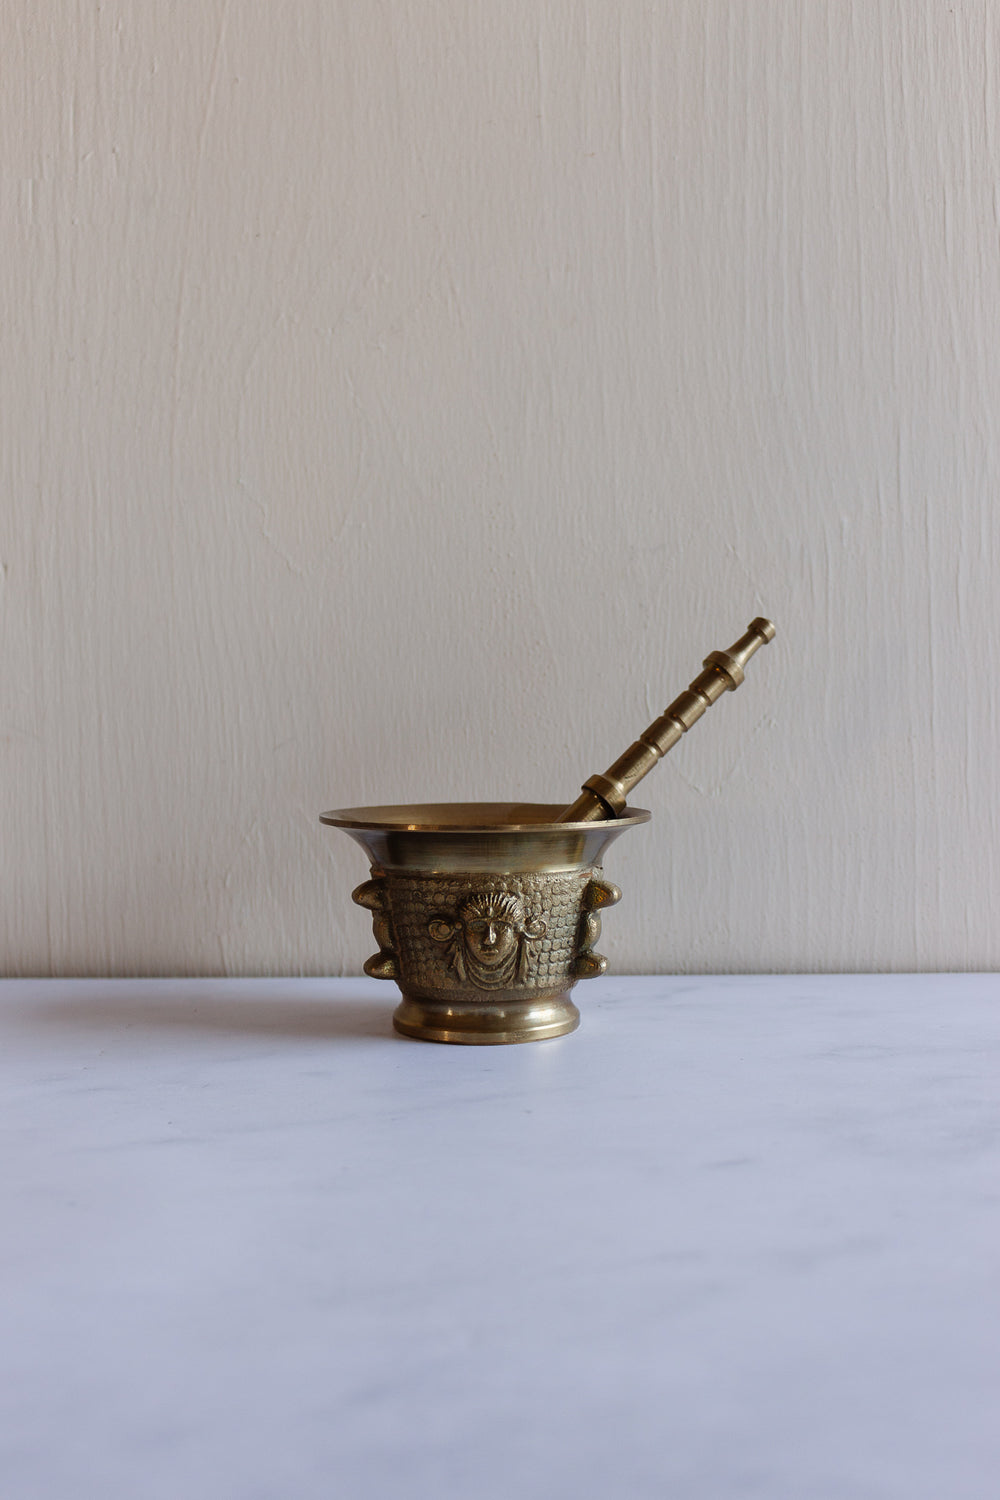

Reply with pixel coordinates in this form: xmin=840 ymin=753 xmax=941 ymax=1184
xmin=3 ymin=2 xmax=999 ymax=976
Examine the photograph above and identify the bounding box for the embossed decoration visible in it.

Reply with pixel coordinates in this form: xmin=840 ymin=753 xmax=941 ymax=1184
xmin=354 ymin=869 xmax=622 ymax=989
xmin=428 ymin=891 xmax=546 ymax=990
xmin=385 ymin=870 xmax=588 ymax=994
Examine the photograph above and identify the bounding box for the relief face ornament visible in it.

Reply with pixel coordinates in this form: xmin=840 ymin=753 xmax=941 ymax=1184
xmin=320 ymin=803 xmax=650 ymax=1044
xmin=428 ymin=892 xmax=546 ymax=989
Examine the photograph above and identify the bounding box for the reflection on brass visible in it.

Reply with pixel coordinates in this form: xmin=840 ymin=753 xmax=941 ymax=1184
xmin=321 ymin=804 xmax=649 ymax=1044
xmin=558 ymin=618 xmax=776 ymax=822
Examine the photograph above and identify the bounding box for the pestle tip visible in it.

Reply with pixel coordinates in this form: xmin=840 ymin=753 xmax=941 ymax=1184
xmin=749 ymin=616 xmax=776 ymax=642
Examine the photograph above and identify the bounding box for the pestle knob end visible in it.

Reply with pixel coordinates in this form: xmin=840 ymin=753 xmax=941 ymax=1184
xmin=750 ymin=616 xmax=776 ymax=642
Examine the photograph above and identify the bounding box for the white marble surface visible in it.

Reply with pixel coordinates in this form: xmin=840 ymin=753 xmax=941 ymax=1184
xmin=2 ymin=974 xmax=998 ymax=1499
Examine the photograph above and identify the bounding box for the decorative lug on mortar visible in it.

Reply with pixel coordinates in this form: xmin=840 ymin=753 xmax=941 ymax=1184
xmin=572 ymin=876 xmax=621 ymax=979
xmin=353 ymin=877 xmax=399 ymax=981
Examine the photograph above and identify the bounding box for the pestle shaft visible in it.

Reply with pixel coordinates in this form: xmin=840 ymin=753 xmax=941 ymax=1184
xmin=558 ymin=618 xmax=776 ymax=823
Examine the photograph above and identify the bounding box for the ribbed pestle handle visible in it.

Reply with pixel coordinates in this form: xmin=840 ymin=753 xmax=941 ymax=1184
xmin=557 ymin=618 xmax=776 ymax=823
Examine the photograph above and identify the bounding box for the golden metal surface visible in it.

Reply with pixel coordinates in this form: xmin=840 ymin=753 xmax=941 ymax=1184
xmin=321 ymin=803 xmax=649 ymax=1044
xmin=392 ymin=994 xmax=581 ymax=1045
xmin=558 ymin=618 xmax=776 ymax=822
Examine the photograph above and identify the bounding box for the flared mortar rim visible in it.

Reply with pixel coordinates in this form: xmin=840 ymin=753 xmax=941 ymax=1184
xmin=319 ymin=801 xmax=652 ymax=834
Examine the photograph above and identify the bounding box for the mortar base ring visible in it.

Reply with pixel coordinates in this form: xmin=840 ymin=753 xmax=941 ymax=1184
xmin=392 ymin=994 xmax=580 ymax=1045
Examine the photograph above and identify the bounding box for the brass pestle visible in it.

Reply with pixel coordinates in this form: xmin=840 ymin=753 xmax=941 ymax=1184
xmin=558 ymin=618 xmax=776 ymax=823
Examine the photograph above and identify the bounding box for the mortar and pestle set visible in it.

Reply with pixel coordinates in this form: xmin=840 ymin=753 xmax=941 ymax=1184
xmin=322 ymin=620 xmax=775 ymax=1044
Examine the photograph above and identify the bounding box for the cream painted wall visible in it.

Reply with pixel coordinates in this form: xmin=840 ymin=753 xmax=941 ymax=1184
xmin=3 ymin=2 xmax=999 ymax=976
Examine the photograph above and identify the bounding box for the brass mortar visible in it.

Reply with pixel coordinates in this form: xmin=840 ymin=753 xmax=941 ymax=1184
xmin=321 ymin=802 xmax=650 ymax=1044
